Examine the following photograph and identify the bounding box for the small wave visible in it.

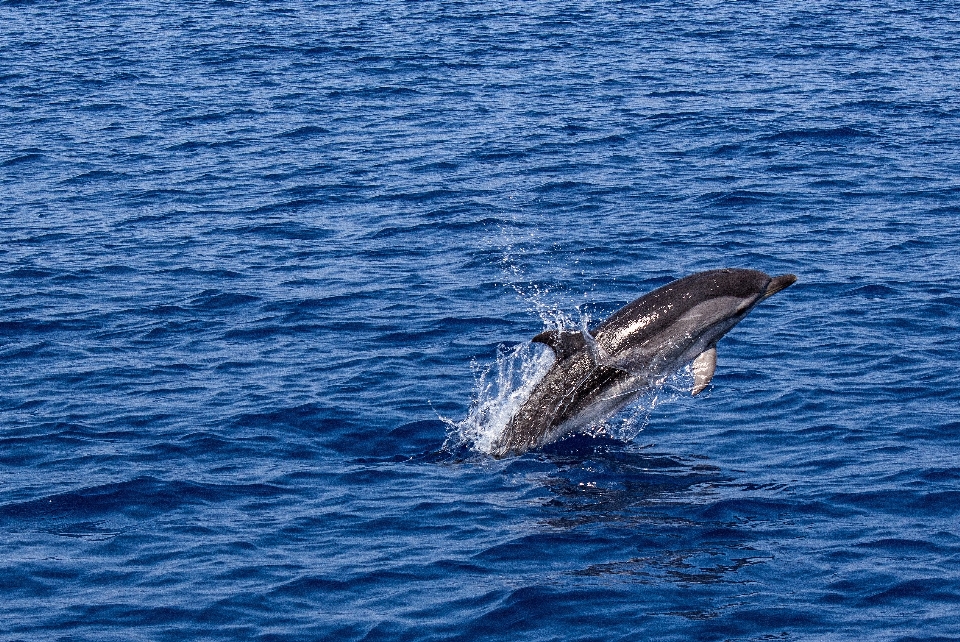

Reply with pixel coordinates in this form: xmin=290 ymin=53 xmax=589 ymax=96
xmin=847 ymin=284 xmax=897 ymax=298
xmin=61 ymin=169 xmax=128 ymax=185
xmin=1 ymin=152 xmax=44 ymax=167
xmin=187 ymin=290 xmax=260 ymax=310
xmin=277 ymin=125 xmax=330 ymax=139
xmin=699 ymin=189 xmax=775 ymax=207
xmin=761 ymin=126 xmax=874 ymax=143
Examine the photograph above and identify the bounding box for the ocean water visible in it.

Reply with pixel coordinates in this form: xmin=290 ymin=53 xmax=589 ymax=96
xmin=2 ymin=1 xmax=960 ymax=640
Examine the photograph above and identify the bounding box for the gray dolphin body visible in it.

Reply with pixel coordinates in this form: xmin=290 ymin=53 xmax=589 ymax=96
xmin=491 ymin=268 xmax=796 ymax=458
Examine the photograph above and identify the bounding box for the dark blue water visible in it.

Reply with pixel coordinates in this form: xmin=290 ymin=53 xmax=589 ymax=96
xmin=3 ymin=2 xmax=960 ymax=640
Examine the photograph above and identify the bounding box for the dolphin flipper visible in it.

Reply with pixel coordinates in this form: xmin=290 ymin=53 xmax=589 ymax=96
xmin=691 ymin=347 xmax=717 ymax=395
xmin=533 ymin=330 xmax=587 ymax=361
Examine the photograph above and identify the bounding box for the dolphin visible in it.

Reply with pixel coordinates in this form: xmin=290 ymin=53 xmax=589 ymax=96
xmin=490 ymin=268 xmax=796 ymax=458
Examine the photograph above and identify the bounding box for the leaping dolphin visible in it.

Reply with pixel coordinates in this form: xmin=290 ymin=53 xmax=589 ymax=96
xmin=490 ymin=268 xmax=797 ymax=458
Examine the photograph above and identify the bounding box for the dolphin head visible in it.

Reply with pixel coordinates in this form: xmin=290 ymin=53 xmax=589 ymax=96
xmin=723 ymin=270 xmax=796 ymax=314
xmin=762 ymin=273 xmax=797 ymax=299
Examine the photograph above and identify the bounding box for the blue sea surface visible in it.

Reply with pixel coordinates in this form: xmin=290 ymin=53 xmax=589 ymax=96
xmin=3 ymin=2 xmax=960 ymax=640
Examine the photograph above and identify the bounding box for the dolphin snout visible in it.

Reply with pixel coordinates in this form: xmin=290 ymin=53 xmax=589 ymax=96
xmin=764 ymin=273 xmax=797 ymax=298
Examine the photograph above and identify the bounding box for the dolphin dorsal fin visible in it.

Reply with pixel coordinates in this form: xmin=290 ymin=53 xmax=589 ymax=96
xmin=691 ymin=346 xmax=717 ymax=395
xmin=532 ymin=330 xmax=587 ymax=361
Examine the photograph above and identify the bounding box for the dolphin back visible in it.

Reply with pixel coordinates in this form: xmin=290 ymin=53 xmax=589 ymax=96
xmin=595 ymin=269 xmax=773 ymax=350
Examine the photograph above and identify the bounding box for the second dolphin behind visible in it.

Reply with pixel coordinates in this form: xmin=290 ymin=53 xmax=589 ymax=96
xmin=490 ymin=268 xmax=797 ymax=458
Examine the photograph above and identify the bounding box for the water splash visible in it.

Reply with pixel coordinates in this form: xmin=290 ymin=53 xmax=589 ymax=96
xmin=444 ymin=340 xmax=699 ymax=456
xmin=496 ymin=229 xmax=587 ymax=331
xmin=446 ymin=241 xmax=693 ymax=456
xmin=443 ymin=341 xmax=555 ymax=455
xmin=444 ymin=260 xmax=593 ymax=455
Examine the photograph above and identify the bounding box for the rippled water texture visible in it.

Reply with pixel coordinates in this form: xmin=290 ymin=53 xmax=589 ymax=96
xmin=2 ymin=2 xmax=960 ymax=640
